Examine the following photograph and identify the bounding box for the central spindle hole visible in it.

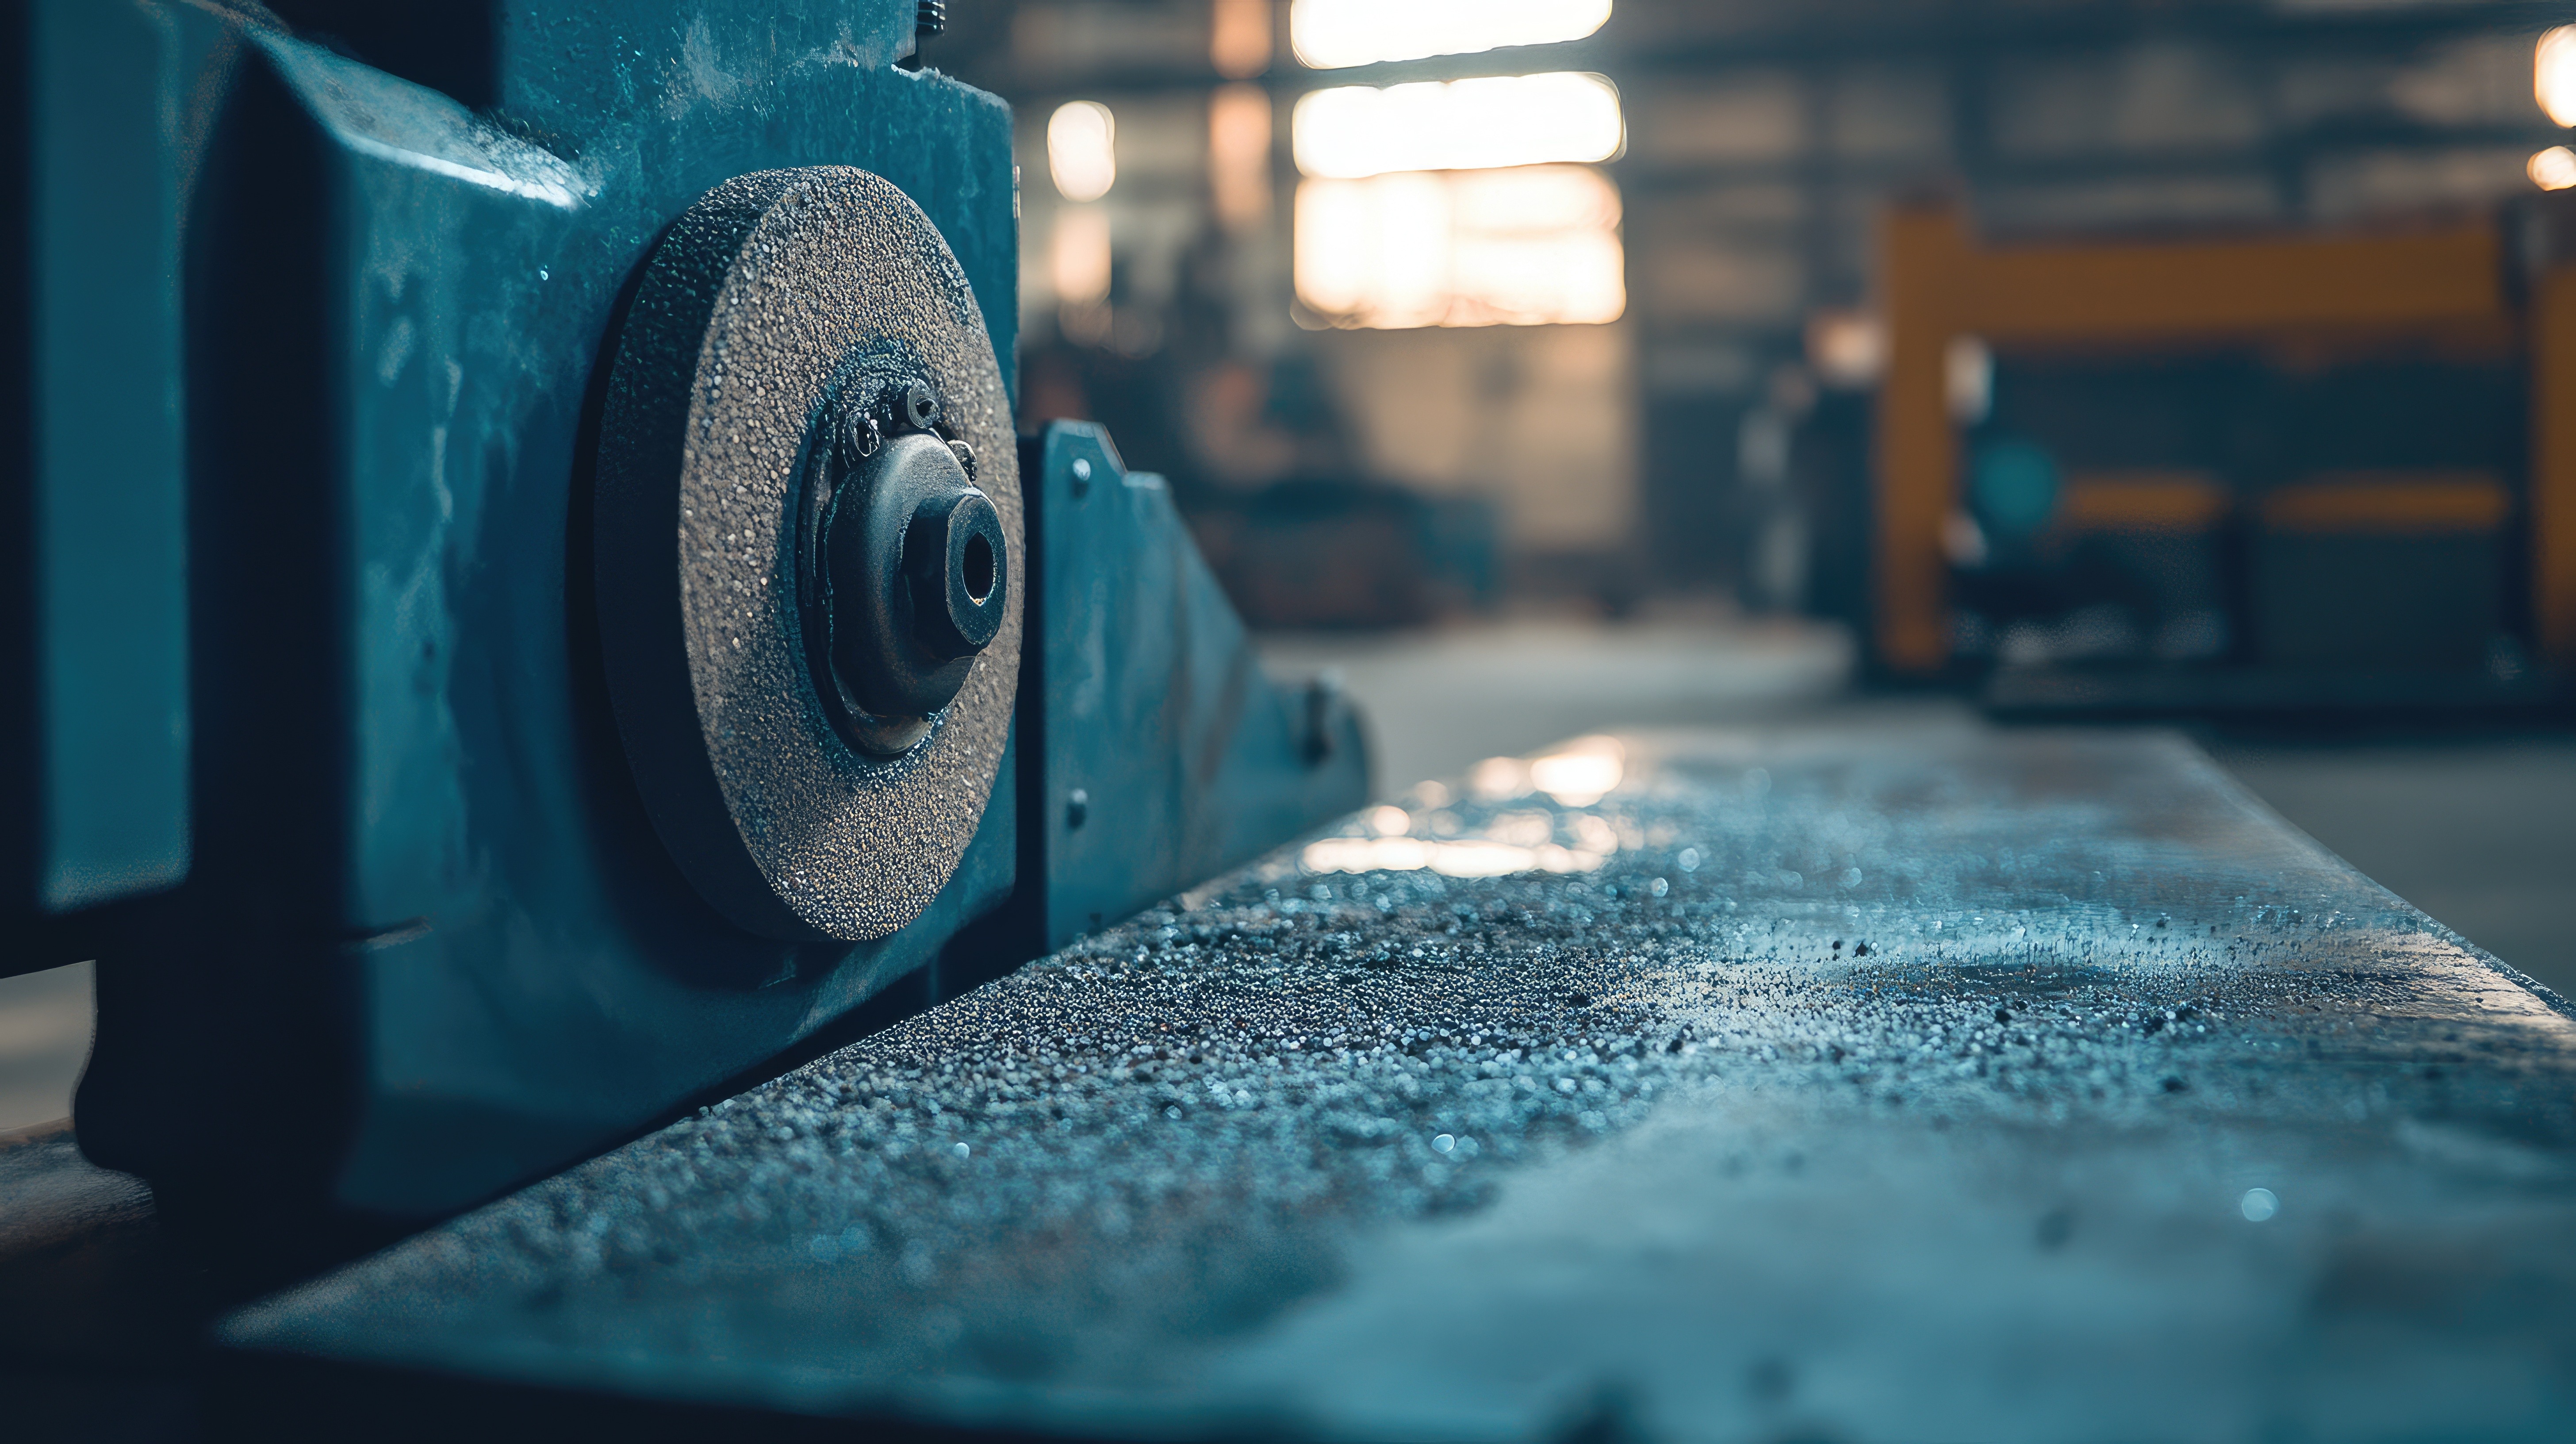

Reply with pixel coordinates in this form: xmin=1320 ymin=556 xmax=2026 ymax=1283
xmin=962 ymin=532 xmax=996 ymax=604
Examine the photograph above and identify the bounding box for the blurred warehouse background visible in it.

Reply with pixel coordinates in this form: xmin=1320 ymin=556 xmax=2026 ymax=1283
xmin=932 ymin=0 xmax=2576 ymax=980
xmin=8 ymin=0 xmax=2576 ymax=1128
xmin=936 ymin=0 xmax=2576 ymax=673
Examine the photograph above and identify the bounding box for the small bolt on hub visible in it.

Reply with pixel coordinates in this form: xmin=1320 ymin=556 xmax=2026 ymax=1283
xmin=902 ymin=0 xmax=946 ymax=70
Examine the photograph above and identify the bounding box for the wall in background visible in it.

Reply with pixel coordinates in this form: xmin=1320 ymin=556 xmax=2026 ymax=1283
xmin=946 ymin=0 xmax=2574 ymax=607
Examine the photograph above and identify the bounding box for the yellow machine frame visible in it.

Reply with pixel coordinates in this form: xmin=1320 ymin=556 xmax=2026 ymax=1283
xmin=1873 ymin=203 xmax=2575 ymax=676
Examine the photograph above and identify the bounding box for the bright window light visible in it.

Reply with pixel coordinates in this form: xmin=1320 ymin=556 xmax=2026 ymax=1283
xmin=1805 ymin=310 xmax=1886 ymax=388
xmin=1293 ymin=72 xmax=1622 ymax=179
xmin=1295 ymin=164 xmax=1623 ymax=328
xmin=1211 ymin=0 xmax=1273 ymax=79
xmin=1291 ymin=0 xmax=1610 ymax=71
xmin=2542 ymin=27 xmax=2576 ymax=127
xmin=1048 ymin=101 xmax=1117 ymax=201
xmin=1210 ymin=83 xmax=1274 ymax=230
xmin=1052 ymin=205 xmax=1111 ymax=304
xmin=2534 ymin=146 xmax=2576 ymax=191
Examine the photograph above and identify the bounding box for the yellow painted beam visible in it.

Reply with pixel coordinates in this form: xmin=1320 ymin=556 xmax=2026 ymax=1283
xmin=2256 ymin=474 xmax=2509 ymax=533
xmin=2057 ymin=472 xmax=2230 ymax=534
xmin=1958 ymin=226 xmax=2502 ymax=343
xmin=1872 ymin=204 xmax=2511 ymax=675
xmin=2534 ymin=266 xmax=2576 ymax=667
xmin=1873 ymin=204 xmax=1966 ymax=676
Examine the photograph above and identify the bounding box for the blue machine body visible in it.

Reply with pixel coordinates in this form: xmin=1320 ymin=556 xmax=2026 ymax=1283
xmin=2 ymin=0 xmax=1365 ymax=1235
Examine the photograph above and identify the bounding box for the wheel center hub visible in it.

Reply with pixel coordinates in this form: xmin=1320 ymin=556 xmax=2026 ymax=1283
xmin=804 ymin=381 xmax=1008 ymax=757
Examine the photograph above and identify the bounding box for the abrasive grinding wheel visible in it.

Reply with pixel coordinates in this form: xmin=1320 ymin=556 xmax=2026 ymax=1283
xmin=594 ymin=168 xmax=1021 ymax=942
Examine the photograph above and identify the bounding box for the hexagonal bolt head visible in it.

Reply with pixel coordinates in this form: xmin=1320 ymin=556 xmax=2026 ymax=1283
xmin=901 ymin=381 xmax=941 ymax=431
xmin=904 ymin=488 xmax=1006 ymax=661
xmin=834 ymin=411 xmax=882 ymax=468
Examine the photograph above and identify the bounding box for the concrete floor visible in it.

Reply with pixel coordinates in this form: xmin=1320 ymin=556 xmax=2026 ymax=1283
xmin=3 ymin=618 xmax=2570 ymax=1132
xmin=1264 ymin=620 xmax=2576 ymax=996
xmin=1257 ymin=617 xmax=1859 ymax=795
xmin=0 ymin=961 xmax=89 ymax=1136
xmin=2203 ymin=735 xmax=2576 ymax=996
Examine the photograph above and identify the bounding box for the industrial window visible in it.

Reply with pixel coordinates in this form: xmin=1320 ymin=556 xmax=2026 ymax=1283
xmin=1289 ymin=0 xmax=1611 ymax=71
xmin=1294 ymin=165 xmax=1623 ymax=328
xmin=1290 ymin=74 xmax=1625 ymax=328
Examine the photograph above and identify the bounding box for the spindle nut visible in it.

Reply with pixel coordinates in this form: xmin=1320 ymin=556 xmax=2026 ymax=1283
xmin=906 ymin=489 xmax=1007 ymax=660
xmin=822 ymin=430 xmax=1009 ymax=737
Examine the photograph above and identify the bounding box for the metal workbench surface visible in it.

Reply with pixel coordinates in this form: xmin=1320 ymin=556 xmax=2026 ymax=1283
xmin=218 ymin=725 xmax=2576 ymax=1441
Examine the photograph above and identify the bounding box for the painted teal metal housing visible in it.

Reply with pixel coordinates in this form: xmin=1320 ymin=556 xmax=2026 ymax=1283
xmin=66 ymin=0 xmax=1026 ymax=1227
